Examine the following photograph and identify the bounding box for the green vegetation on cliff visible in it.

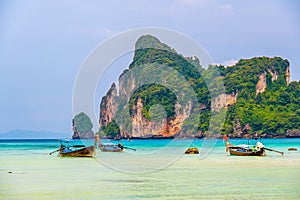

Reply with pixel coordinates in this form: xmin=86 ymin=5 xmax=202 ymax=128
xmin=100 ymin=119 xmax=120 ymax=137
xmin=219 ymin=57 xmax=300 ymax=136
xmin=129 ymin=83 xmax=177 ymax=120
xmin=224 ymin=57 xmax=289 ymax=96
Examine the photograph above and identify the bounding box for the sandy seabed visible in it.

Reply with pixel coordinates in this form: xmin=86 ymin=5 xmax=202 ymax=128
xmin=1 ymin=146 xmax=299 ymax=200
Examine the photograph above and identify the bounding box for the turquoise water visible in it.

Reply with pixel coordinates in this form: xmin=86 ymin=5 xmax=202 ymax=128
xmin=1 ymin=138 xmax=298 ymax=150
xmin=0 ymin=138 xmax=299 ymax=199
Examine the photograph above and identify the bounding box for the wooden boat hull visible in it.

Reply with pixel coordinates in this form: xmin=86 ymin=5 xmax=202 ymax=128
xmin=99 ymin=144 xmax=124 ymax=152
xmin=229 ymin=146 xmax=265 ymax=156
xmin=59 ymin=145 xmax=94 ymax=157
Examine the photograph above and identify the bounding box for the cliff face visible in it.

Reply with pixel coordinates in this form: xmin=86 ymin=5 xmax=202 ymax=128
xmin=267 ymin=68 xmax=279 ymax=81
xmin=100 ymin=67 xmax=194 ymax=138
xmin=211 ymin=58 xmax=291 ymax=112
xmin=255 ymin=65 xmax=291 ymax=95
xmin=130 ymin=97 xmax=190 ymax=137
xmin=211 ymin=93 xmax=237 ymax=112
xmin=99 ymin=35 xmax=299 ymax=138
xmin=286 ymin=66 xmax=290 ymax=85
xmin=101 ymin=94 xmax=192 ymax=138
xmin=99 ymin=35 xmax=200 ymax=138
xmin=99 ymin=83 xmax=118 ymax=127
xmin=256 ymin=72 xmax=267 ymax=95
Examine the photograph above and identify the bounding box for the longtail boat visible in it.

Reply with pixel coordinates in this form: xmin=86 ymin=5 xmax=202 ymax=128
xmin=59 ymin=145 xmax=94 ymax=157
xmin=99 ymin=143 xmax=124 ymax=152
xmin=228 ymin=145 xmax=265 ymax=156
xmin=95 ymin=135 xmax=135 ymax=152
xmin=223 ymin=134 xmax=265 ymax=156
xmin=49 ymin=139 xmax=95 ymax=157
xmin=94 ymin=135 xmax=124 ymax=152
xmin=223 ymin=135 xmax=284 ymax=156
xmin=49 ymin=135 xmax=136 ymax=155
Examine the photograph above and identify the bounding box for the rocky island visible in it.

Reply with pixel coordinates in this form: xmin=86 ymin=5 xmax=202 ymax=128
xmin=98 ymin=35 xmax=300 ymax=139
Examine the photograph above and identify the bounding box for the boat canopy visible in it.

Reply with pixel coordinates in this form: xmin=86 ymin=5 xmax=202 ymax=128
xmin=59 ymin=139 xmax=85 ymax=146
xmin=237 ymin=144 xmax=254 ymax=148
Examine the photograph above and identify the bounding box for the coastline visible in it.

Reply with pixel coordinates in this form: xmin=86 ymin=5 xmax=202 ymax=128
xmin=1 ymin=132 xmax=300 ymax=141
xmin=99 ymin=130 xmax=300 ymax=140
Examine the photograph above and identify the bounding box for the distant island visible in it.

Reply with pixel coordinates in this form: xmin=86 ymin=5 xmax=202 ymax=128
xmin=90 ymin=35 xmax=300 ymax=139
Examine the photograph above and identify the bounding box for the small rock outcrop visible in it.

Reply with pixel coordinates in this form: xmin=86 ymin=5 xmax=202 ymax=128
xmin=286 ymin=129 xmax=300 ymax=138
xmin=72 ymin=112 xmax=94 ymax=139
xmin=288 ymin=148 xmax=297 ymax=151
xmin=185 ymin=147 xmax=199 ymax=154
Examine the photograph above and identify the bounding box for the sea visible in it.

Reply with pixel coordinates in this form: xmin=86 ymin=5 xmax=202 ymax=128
xmin=0 ymin=138 xmax=299 ymax=199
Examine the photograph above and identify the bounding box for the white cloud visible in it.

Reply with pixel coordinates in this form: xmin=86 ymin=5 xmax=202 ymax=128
xmin=221 ymin=59 xmax=239 ymax=67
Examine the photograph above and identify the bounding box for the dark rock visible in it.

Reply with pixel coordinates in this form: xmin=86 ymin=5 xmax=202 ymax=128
xmin=195 ymin=131 xmax=206 ymax=139
xmin=185 ymin=147 xmax=199 ymax=154
xmin=72 ymin=131 xmax=94 ymax=139
xmin=233 ymin=119 xmax=243 ymax=137
xmin=72 ymin=132 xmax=80 ymax=139
xmin=286 ymin=129 xmax=300 ymax=138
xmin=273 ymin=135 xmax=286 ymax=139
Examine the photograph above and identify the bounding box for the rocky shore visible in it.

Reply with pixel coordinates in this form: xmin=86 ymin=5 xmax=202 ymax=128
xmin=99 ymin=129 xmax=300 ymax=140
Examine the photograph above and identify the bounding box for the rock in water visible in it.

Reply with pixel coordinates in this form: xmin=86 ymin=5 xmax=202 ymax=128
xmin=185 ymin=147 xmax=199 ymax=154
xmin=288 ymin=148 xmax=297 ymax=151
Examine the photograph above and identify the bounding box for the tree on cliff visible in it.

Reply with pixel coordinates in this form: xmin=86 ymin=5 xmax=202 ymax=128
xmin=99 ymin=119 xmax=120 ymax=137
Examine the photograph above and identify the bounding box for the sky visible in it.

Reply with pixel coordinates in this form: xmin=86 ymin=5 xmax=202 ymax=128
xmin=0 ymin=0 xmax=299 ymax=134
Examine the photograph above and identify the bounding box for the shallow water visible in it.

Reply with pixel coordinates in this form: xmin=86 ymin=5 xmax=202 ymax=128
xmin=0 ymin=138 xmax=299 ymax=199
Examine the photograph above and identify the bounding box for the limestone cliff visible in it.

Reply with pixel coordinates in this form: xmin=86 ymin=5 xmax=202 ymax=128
xmin=211 ymin=92 xmax=238 ymax=112
xmin=267 ymin=68 xmax=279 ymax=81
xmin=98 ymin=35 xmax=298 ymax=138
xmin=72 ymin=112 xmax=94 ymax=139
xmin=99 ymin=83 xmax=118 ymax=127
xmin=99 ymin=35 xmax=196 ymax=138
xmin=100 ymin=82 xmax=193 ymax=138
xmin=130 ymin=97 xmax=190 ymax=137
xmin=286 ymin=66 xmax=290 ymax=86
xmin=256 ymin=72 xmax=267 ymax=95
xmin=255 ymin=63 xmax=290 ymax=95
